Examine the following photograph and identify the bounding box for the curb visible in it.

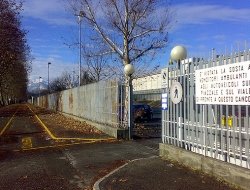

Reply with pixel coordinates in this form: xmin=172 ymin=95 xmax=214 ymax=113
xmin=93 ymin=156 xmax=158 ymax=190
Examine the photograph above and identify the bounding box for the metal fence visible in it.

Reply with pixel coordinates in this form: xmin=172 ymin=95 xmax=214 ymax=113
xmin=162 ymin=50 xmax=250 ymax=169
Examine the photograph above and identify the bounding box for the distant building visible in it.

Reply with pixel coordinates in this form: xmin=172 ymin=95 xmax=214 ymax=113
xmin=132 ymin=72 xmax=162 ymax=102
xmin=132 ymin=58 xmax=196 ymax=102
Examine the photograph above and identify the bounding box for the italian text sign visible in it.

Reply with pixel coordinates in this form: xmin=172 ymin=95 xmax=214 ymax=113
xmin=195 ymin=61 xmax=250 ymax=105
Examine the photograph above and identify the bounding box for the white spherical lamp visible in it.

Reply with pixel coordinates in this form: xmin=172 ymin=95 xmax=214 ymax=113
xmin=170 ymin=45 xmax=187 ymax=61
xmin=124 ymin=64 xmax=135 ymax=76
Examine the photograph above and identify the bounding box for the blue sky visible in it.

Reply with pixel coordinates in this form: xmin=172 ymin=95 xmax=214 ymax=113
xmin=21 ymin=0 xmax=250 ymax=83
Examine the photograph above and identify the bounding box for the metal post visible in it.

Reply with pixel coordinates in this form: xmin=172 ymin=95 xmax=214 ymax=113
xmin=48 ymin=62 xmax=51 ymax=93
xmin=128 ymin=75 xmax=134 ymax=139
xmin=38 ymin=76 xmax=41 ymax=106
xmin=39 ymin=77 xmax=41 ymax=97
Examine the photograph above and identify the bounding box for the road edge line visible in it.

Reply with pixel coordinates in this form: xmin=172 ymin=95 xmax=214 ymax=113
xmin=92 ymin=156 xmax=158 ymax=190
xmin=0 ymin=110 xmax=17 ymax=136
xmin=26 ymin=104 xmax=57 ymax=139
xmin=26 ymin=104 xmax=116 ymax=141
xmin=13 ymin=140 xmax=96 ymax=152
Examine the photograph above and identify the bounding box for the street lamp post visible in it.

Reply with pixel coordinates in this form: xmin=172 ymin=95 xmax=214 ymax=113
xmin=124 ymin=64 xmax=135 ymax=140
xmin=170 ymin=45 xmax=187 ymax=148
xmin=48 ymin=62 xmax=51 ymax=93
xmin=39 ymin=76 xmax=42 ymax=97
xmin=38 ymin=76 xmax=42 ymax=106
xmin=77 ymin=11 xmax=84 ymax=86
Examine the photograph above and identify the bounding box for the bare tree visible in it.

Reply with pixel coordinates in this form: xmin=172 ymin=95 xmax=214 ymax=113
xmin=67 ymin=0 xmax=172 ymax=125
xmin=84 ymin=48 xmax=111 ymax=81
xmin=50 ymin=71 xmax=73 ymax=92
xmin=50 ymin=70 xmax=95 ymax=92
xmin=68 ymin=0 xmax=171 ymax=71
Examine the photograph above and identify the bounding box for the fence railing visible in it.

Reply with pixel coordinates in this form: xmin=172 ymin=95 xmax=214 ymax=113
xmin=162 ymin=50 xmax=250 ymax=169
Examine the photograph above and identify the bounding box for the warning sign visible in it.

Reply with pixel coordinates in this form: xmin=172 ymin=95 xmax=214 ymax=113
xmin=161 ymin=68 xmax=169 ymax=88
xmin=195 ymin=61 xmax=250 ymax=105
xmin=170 ymin=82 xmax=183 ymax=104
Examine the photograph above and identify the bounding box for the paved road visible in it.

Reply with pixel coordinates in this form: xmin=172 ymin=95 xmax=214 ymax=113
xmin=0 ymin=104 xmax=113 ymax=152
xmin=0 ymin=104 xmax=238 ymax=190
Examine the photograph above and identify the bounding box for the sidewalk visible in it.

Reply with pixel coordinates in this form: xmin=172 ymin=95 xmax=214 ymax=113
xmin=94 ymin=144 xmax=238 ymax=190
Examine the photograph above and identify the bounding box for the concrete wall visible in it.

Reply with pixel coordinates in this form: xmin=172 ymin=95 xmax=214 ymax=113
xmin=160 ymin=143 xmax=250 ymax=190
xmin=34 ymin=80 xmax=126 ymax=138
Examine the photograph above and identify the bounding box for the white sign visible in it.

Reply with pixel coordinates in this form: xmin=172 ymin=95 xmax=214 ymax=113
xmin=170 ymin=82 xmax=183 ymax=104
xmin=162 ymin=93 xmax=168 ymax=110
xmin=195 ymin=61 xmax=250 ymax=105
xmin=161 ymin=68 xmax=169 ymax=88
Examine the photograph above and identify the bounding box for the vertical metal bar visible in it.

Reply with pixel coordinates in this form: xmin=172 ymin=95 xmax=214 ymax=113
xmin=168 ymin=71 xmax=171 ymax=144
xmin=195 ymin=61 xmax=199 ymax=154
xmin=239 ymin=105 xmax=243 ymax=167
xmin=181 ymin=61 xmax=185 ymax=148
xmin=198 ymin=60 xmax=203 ymax=155
xmin=166 ymin=68 xmax=170 ymax=144
xmin=162 ymin=107 xmax=166 ymax=143
xmin=170 ymin=68 xmax=174 ymax=145
xmin=226 ymin=103 xmax=230 ymax=163
xmin=185 ymin=61 xmax=189 ymax=150
xmin=172 ymin=68 xmax=175 ymax=145
xmin=203 ymin=58 xmax=209 ymax=156
xmin=208 ymin=56 xmax=213 ymax=157
xmin=186 ymin=60 xmax=190 ymax=150
xmin=245 ymin=49 xmax=250 ymax=169
xmin=175 ymin=67 xmax=178 ymax=146
xmin=214 ymin=55 xmax=221 ymax=159
xmin=246 ymin=106 xmax=250 ymax=169
xmin=228 ymin=50 xmax=236 ymax=165
xmin=190 ymin=59 xmax=195 ymax=152
xmin=181 ymin=65 xmax=183 ymax=148
xmin=219 ymin=53 xmax=225 ymax=161
xmin=238 ymin=51 xmax=243 ymax=167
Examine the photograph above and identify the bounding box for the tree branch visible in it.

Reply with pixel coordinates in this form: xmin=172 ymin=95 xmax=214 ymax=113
xmin=83 ymin=0 xmax=123 ymax=59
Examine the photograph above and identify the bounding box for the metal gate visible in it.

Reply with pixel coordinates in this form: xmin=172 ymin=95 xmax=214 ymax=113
xmin=162 ymin=50 xmax=250 ymax=169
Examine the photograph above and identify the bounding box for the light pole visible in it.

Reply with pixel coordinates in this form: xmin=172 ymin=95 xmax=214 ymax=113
xmin=76 ymin=11 xmax=84 ymax=86
xmin=38 ymin=76 xmax=42 ymax=105
xmin=169 ymin=45 xmax=187 ymax=148
xmin=124 ymin=64 xmax=135 ymax=140
xmin=39 ymin=76 xmax=42 ymax=97
xmin=48 ymin=62 xmax=51 ymax=93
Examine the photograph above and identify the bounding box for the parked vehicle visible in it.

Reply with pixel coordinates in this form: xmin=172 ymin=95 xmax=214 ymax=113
xmin=133 ymin=104 xmax=153 ymax=122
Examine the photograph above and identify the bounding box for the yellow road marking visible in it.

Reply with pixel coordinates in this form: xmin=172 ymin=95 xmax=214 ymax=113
xmin=27 ymin=105 xmax=57 ymax=139
xmin=0 ymin=110 xmax=17 ymax=136
xmin=13 ymin=140 xmax=97 ymax=152
xmin=26 ymin=104 xmax=116 ymax=141
xmin=22 ymin=137 xmax=33 ymax=149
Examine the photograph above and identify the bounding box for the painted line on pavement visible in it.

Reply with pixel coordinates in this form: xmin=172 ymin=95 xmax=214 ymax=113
xmin=27 ymin=104 xmax=57 ymax=139
xmin=26 ymin=104 xmax=116 ymax=141
xmin=93 ymin=156 xmax=159 ymax=190
xmin=13 ymin=140 xmax=97 ymax=152
xmin=0 ymin=110 xmax=18 ymax=136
